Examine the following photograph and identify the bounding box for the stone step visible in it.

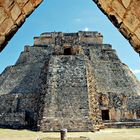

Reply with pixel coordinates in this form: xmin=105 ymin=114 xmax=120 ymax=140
xmin=104 ymin=121 xmax=140 ymax=128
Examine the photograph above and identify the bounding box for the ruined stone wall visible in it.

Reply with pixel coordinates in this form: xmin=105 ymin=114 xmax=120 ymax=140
xmin=0 ymin=0 xmax=43 ymax=51
xmin=0 ymin=45 xmax=50 ymax=128
xmin=0 ymin=112 xmax=26 ymax=128
xmin=86 ymin=43 xmax=140 ymax=121
xmin=89 ymin=44 xmax=140 ymax=95
xmin=93 ymin=0 xmax=140 ymax=53
xmin=0 ymin=94 xmax=37 ymax=128
xmin=34 ymin=32 xmax=103 ymax=47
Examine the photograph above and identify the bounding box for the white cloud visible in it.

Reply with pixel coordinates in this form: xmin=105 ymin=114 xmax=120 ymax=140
xmin=131 ymin=69 xmax=140 ymax=74
xmin=83 ymin=27 xmax=89 ymax=31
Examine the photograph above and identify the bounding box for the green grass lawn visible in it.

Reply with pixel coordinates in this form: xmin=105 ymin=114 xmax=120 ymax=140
xmin=0 ymin=128 xmax=140 ymax=140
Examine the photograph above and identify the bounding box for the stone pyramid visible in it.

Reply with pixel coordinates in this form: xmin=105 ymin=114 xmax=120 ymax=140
xmin=0 ymin=31 xmax=140 ymax=131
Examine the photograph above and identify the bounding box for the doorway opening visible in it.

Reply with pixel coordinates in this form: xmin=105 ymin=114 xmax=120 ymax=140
xmin=64 ymin=48 xmax=72 ymax=55
xmin=102 ymin=110 xmax=110 ymax=120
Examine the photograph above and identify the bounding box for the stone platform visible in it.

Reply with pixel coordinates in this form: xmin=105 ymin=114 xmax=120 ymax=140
xmin=104 ymin=121 xmax=140 ymax=128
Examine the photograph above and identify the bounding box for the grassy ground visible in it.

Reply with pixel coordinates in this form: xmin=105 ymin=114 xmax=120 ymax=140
xmin=41 ymin=138 xmax=87 ymax=140
xmin=0 ymin=128 xmax=140 ymax=140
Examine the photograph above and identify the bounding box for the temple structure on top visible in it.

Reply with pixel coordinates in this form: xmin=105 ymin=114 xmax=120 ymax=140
xmin=0 ymin=31 xmax=140 ymax=131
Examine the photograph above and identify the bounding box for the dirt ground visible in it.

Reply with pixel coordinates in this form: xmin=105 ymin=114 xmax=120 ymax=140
xmin=0 ymin=128 xmax=139 ymax=140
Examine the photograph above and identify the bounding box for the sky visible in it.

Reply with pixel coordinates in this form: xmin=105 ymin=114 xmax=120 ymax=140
xmin=0 ymin=0 xmax=140 ymax=80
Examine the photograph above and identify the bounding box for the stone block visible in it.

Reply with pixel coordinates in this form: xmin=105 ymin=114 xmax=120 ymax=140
xmin=11 ymin=4 xmax=21 ymax=21
xmin=119 ymin=23 xmax=130 ymax=39
xmin=123 ymin=11 xmax=139 ymax=32
xmin=0 ymin=35 xmax=5 ymax=45
xmin=130 ymin=0 xmax=140 ymax=20
xmin=121 ymin=0 xmax=131 ymax=8
xmin=112 ymin=0 xmax=126 ymax=19
xmin=0 ymin=7 xmax=7 ymax=25
xmin=97 ymin=0 xmax=112 ymax=13
xmin=135 ymin=27 xmax=140 ymax=40
xmin=0 ymin=0 xmax=14 ymax=10
xmin=130 ymin=35 xmax=140 ymax=51
xmin=30 ymin=0 xmax=42 ymax=7
xmin=109 ymin=11 xmax=122 ymax=25
xmin=16 ymin=14 xmax=25 ymax=26
xmin=34 ymin=0 xmax=43 ymax=7
xmin=0 ymin=18 xmax=14 ymax=35
xmin=23 ymin=1 xmax=34 ymax=15
xmin=16 ymin=0 xmax=28 ymax=7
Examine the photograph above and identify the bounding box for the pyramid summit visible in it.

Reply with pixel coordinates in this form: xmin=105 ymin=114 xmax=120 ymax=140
xmin=0 ymin=31 xmax=140 ymax=131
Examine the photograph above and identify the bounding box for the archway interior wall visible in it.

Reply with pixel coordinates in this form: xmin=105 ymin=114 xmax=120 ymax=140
xmin=0 ymin=0 xmax=43 ymax=51
xmin=93 ymin=0 xmax=140 ymax=53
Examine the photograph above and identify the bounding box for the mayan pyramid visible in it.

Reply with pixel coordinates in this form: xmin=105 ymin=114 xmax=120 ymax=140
xmin=0 ymin=31 xmax=140 ymax=131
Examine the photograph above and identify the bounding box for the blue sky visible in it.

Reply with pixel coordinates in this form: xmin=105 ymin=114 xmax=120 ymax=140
xmin=0 ymin=0 xmax=140 ymax=80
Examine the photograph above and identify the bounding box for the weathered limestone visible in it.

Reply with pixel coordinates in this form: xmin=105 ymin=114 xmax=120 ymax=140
xmin=93 ymin=0 xmax=140 ymax=53
xmin=0 ymin=31 xmax=140 ymax=131
xmin=0 ymin=0 xmax=43 ymax=51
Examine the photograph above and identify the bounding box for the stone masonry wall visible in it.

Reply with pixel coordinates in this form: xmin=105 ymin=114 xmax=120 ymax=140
xmin=0 ymin=0 xmax=43 ymax=51
xmin=87 ymin=43 xmax=140 ymax=121
xmin=38 ymin=55 xmax=94 ymax=132
xmin=0 ymin=46 xmax=51 ymax=129
xmin=93 ymin=0 xmax=140 ymax=53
